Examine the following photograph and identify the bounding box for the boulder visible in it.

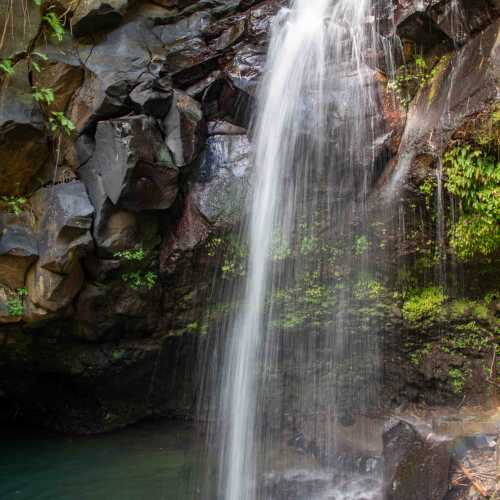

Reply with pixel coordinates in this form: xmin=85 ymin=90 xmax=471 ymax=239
xmin=160 ymin=197 xmax=210 ymax=274
xmin=0 ymin=0 xmax=41 ymax=59
xmin=383 ymin=420 xmax=451 ymax=500
xmin=33 ymin=62 xmax=84 ymax=113
xmin=26 ymin=260 xmax=84 ymax=312
xmin=164 ymin=37 xmax=218 ymax=88
xmin=164 ymin=90 xmax=204 ymax=167
xmin=30 ymin=182 xmax=94 ymax=274
xmin=0 ymin=220 xmax=38 ymax=290
xmin=0 ymin=61 xmax=49 ymax=196
xmin=68 ymin=17 xmax=163 ymax=132
xmin=152 ymin=11 xmax=212 ymax=45
xmin=201 ymin=76 xmax=254 ymax=128
xmin=129 ymin=75 xmax=172 ymax=118
xmin=71 ymin=0 xmax=129 ymax=37
xmin=26 ymin=258 xmax=84 ymax=314
xmin=83 ymin=115 xmax=179 ymax=212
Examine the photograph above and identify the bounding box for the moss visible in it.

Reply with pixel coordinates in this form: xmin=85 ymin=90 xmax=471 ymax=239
xmin=448 ymin=367 xmax=466 ymax=395
xmin=354 ymin=279 xmax=384 ymax=301
xmin=402 ymin=287 xmax=446 ymax=325
xmin=427 ymin=53 xmax=452 ymax=105
xmin=449 ymin=299 xmax=490 ymax=321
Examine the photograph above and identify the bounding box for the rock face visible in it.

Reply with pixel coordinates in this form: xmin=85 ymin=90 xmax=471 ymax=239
xmin=0 ymin=62 xmax=49 ymax=196
xmin=383 ymin=420 xmax=451 ymax=500
xmin=0 ymin=0 xmax=498 ymax=441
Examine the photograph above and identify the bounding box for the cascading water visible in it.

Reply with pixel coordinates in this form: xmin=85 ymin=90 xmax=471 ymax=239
xmin=199 ymin=1 xmax=388 ymax=499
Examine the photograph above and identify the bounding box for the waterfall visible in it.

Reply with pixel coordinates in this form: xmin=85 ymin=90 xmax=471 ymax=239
xmin=200 ymin=1 xmax=385 ymax=498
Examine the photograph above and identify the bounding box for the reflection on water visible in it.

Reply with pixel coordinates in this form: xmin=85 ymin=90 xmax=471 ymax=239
xmin=0 ymin=421 xmax=199 ymax=500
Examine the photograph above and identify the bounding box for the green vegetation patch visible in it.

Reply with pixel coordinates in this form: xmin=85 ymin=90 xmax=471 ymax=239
xmin=402 ymin=286 xmax=446 ymax=325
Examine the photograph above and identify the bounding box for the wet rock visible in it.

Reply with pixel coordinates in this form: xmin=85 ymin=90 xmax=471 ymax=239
xmin=396 ymin=9 xmax=453 ymax=53
xmin=72 ymin=0 xmax=129 ymax=37
xmin=0 ymin=61 xmax=49 ymax=196
xmin=160 ymin=197 xmax=210 ymax=274
xmin=129 ymin=75 xmax=173 ymax=118
xmin=165 ymin=37 xmax=218 ymax=88
xmin=208 ymin=19 xmax=246 ymax=52
xmin=0 ymin=0 xmax=41 ymax=58
xmin=30 ymin=182 xmax=94 ymax=274
xmin=207 ymin=120 xmax=247 ymax=135
xmin=191 ymin=134 xmax=252 ymax=227
xmin=164 ymin=90 xmax=204 ymax=167
xmin=387 ymin=19 xmax=500 ymax=192
xmin=83 ymin=115 xmax=179 ymax=212
xmin=383 ymin=420 xmax=451 ymax=500
xmin=223 ymin=43 xmax=267 ymax=96
xmin=26 ymin=258 xmax=84 ymax=314
xmin=160 ymin=134 xmax=251 ymax=273
xmin=202 ymin=76 xmax=254 ymax=128
xmin=0 ymin=220 xmax=38 ymax=290
xmin=152 ymin=11 xmax=212 ymax=45
xmin=394 ymin=0 xmax=499 ymax=48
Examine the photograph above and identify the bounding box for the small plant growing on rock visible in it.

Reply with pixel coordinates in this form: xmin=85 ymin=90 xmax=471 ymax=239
xmin=113 ymin=248 xmax=145 ymax=262
xmin=122 ymin=271 xmax=157 ymax=291
xmin=0 ymin=58 xmax=14 ymax=75
xmin=444 ymin=145 xmax=500 ymax=261
xmin=7 ymin=288 xmax=28 ymax=317
xmin=42 ymin=9 xmax=65 ymax=42
xmin=49 ymin=112 xmax=76 ymax=136
xmin=388 ymin=55 xmax=441 ymax=109
xmin=448 ymin=367 xmax=466 ymax=395
xmin=32 ymin=86 xmax=55 ymax=105
xmin=354 ymin=235 xmax=370 ymax=256
xmin=1 ymin=195 xmax=28 ymax=215
xmin=402 ymin=286 xmax=446 ymax=325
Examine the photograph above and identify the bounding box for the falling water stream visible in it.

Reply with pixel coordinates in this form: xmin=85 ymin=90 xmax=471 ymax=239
xmin=203 ymin=1 xmax=386 ymax=499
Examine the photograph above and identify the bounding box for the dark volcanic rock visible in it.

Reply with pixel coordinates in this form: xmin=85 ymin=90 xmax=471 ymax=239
xmin=71 ymin=0 xmax=129 ymax=37
xmin=383 ymin=420 xmax=451 ymax=500
xmin=83 ymin=115 xmax=179 ymax=212
xmin=129 ymin=75 xmax=173 ymax=118
xmin=0 ymin=62 xmax=49 ymax=196
xmin=30 ymin=182 xmax=94 ymax=274
xmin=160 ymin=133 xmax=251 ymax=273
xmin=164 ymin=90 xmax=204 ymax=167
xmin=68 ymin=17 xmax=163 ymax=131
xmin=191 ymin=134 xmax=252 ymax=227
xmin=0 ymin=219 xmax=38 ymax=290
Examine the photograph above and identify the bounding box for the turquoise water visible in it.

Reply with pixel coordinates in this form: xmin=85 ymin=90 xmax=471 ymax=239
xmin=0 ymin=421 xmax=199 ymax=500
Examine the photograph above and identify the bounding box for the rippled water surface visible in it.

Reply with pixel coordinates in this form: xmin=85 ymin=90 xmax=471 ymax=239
xmin=0 ymin=422 xmax=198 ymax=500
